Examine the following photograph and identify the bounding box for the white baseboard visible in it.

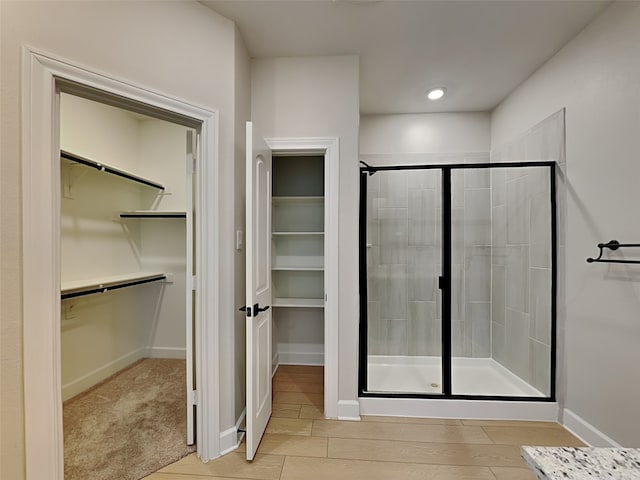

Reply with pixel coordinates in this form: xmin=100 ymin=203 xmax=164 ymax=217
xmin=62 ymin=347 xmax=146 ymax=401
xmin=359 ymin=397 xmax=559 ymax=422
xmin=277 ymin=343 xmax=324 ymax=366
xmin=220 ymin=408 xmax=247 ymax=455
xmin=146 ymin=347 xmax=186 ymax=359
xmin=562 ymin=408 xmax=621 ymax=447
xmin=337 ymin=400 xmax=361 ymax=421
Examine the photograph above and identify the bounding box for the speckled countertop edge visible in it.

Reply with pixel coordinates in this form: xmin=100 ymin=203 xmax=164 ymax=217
xmin=522 ymin=446 xmax=640 ymax=480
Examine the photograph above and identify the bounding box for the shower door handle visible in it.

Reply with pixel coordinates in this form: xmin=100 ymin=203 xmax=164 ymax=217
xmin=438 ymin=276 xmax=445 ymax=290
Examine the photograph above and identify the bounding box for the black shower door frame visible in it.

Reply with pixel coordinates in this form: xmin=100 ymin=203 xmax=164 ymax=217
xmin=358 ymin=161 xmax=557 ymax=402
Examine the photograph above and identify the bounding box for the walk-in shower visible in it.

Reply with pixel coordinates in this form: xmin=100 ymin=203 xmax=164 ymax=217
xmin=359 ymin=161 xmax=556 ymax=402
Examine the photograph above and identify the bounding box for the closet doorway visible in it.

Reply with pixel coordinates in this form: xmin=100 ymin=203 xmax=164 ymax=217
xmin=244 ymin=129 xmax=340 ymax=458
xmin=22 ymin=50 xmax=220 ymax=480
xmin=59 ymin=93 xmax=196 ymax=479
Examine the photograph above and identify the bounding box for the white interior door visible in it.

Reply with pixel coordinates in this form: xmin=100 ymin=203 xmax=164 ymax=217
xmin=245 ymin=121 xmax=272 ymax=461
xmin=185 ymin=130 xmax=196 ymax=445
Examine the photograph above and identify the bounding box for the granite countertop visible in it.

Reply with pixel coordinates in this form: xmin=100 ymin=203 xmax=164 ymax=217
xmin=522 ymin=446 xmax=640 ymax=480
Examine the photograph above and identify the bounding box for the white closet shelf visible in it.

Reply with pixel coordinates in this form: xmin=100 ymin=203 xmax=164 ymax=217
xmin=272 ymin=231 xmax=324 ymax=236
xmin=273 ymin=297 xmax=324 ymax=308
xmin=61 ymin=272 xmax=166 ymax=299
xmin=119 ymin=211 xmax=186 ymax=218
xmin=272 ymin=196 xmax=324 ymax=204
xmin=61 ymin=150 xmax=166 ymax=191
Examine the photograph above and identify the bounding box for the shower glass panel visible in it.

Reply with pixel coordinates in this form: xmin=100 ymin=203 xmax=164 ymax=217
xmin=360 ymin=161 xmax=556 ymax=400
xmin=450 ymin=166 xmax=552 ymax=397
xmin=364 ymin=168 xmax=443 ymax=395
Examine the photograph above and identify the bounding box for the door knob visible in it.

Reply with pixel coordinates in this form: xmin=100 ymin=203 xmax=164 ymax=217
xmin=253 ymin=303 xmax=270 ymax=315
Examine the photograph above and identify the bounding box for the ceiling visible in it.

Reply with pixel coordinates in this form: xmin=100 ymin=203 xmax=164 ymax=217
xmin=201 ymin=0 xmax=610 ymax=115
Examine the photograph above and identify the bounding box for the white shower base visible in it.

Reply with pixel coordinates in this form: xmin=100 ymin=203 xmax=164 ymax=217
xmin=367 ymin=355 xmax=544 ymax=397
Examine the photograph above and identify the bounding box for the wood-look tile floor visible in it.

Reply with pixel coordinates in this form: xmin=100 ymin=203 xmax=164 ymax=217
xmin=146 ymin=365 xmax=584 ymax=480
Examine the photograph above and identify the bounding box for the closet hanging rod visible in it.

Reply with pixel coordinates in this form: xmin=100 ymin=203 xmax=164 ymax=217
xmin=586 ymin=240 xmax=640 ymax=264
xmin=61 ymin=274 xmax=167 ymax=300
xmin=61 ymin=150 xmax=166 ymax=191
xmin=119 ymin=212 xmax=186 ymax=218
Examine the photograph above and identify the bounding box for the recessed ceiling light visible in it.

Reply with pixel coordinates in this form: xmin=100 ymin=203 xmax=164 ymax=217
xmin=426 ymin=87 xmax=446 ymax=101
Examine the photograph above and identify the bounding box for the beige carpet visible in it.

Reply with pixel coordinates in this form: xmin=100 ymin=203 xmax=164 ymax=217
xmin=63 ymin=358 xmax=196 ymax=480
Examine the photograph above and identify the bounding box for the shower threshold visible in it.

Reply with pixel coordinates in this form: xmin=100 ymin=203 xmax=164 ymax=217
xmin=367 ymin=355 xmax=544 ymax=397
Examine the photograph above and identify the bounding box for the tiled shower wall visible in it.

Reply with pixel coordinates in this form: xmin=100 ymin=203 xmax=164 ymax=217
xmin=366 ymin=153 xmax=491 ymax=358
xmin=365 ymin=111 xmax=563 ymax=395
xmin=490 ymin=110 xmax=565 ymax=396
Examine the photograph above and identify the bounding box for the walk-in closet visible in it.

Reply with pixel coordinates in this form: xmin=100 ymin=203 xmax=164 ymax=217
xmin=59 ymin=93 xmax=195 ymax=480
xmin=271 ymin=155 xmax=325 ymax=368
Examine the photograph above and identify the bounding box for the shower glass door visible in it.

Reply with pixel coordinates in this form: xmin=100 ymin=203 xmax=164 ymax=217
xmin=360 ymin=161 xmax=556 ymax=400
xmin=450 ymin=166 xmax=553 ymax=398
xmin=361 ymin=167 xmax=444 ymax=395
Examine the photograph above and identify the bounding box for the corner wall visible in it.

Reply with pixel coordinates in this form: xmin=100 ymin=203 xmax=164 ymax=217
xmin=0 ymin=2 xmax=238 ymax=477
xmin=491 ymin=1 xmax=640 ymax=446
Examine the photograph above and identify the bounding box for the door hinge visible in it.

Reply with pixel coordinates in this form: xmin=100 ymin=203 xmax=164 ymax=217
xmin=186 ymin=131 xmax=197 ymax=174
xmin=189 ymin=390 xmax=198 ymax=406
xmin=187 ymin=155 xmax=197 ymax=175
xmin=190 ymin=275 xmax=197 ymax=291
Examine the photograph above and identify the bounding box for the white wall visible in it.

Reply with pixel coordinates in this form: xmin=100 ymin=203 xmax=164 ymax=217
xmin=360 ymin=113 xmax=491 ymax=155
xmin=251 ymin=55 xmax=360 ymax=407
xmin=491 ymin=1 xmax=640 ymax=447
xmin=0 ymin=1 xmax=238 ymax=477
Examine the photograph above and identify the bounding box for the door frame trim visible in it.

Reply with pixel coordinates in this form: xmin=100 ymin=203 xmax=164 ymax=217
xmin=21 ymin=47 xmax=221 ymax=479
xmin=265 ymin=137 xmax=339 ymax=419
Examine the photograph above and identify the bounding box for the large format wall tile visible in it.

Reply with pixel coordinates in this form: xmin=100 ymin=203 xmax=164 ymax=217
xmin=408 ymin=246 xmax=438 ymax=302
xmin=452 ymin=320 xmax=467 ymax=357
xmin=367 ymin=301 xmax=384 ymax=355
xmin=408 ymin=169 xmax=439 ymax=190
xmin=387 ymin=319 xmax=408 ymax=355
xmin=379 ymin=264 xmax=408 ymax=320
xmin=408 ymin=301 xmax=440 ymax=356
xmin=465 ymin=168 xmax=491 ymax=189
xmin=464 ymin=189 xmax=491 ymax=247
xmin=491 ymin=168 xmax=506 ymax=206
xmin=492 ymin=205 xmax=507 ymax=267
xmin=465 ymin=246 xmax=491 ymax=302
xmin=367 ymin=246 xmax=380 ymax=301
xmin=379 ymin=209 xmax=408 ymax=265
xmin=506 ymin=176 xmax=529 ymax=245
xmin=529 ymin=268 xmax=551 ymax=346
xmin=451 ymin=264 xmax=465 ymax=321
xmin=491 ymin=265 xmax=506 ymax=326
xmin=467 ymin=302 xmax=491 ymax=358
xmin=452 ymin=171 xmax=465 ymax=208
xmin=505 ymin=308 xmax=531 ymax=383
xmin=452 ymin=207 xmax=465 ymax=266
xmin=408 ymin=189 xmax=436 ymax=246
xmin=506 ymin=246 xmax=529 ymax=313
xmin=530 ymin=191 xmax=551 ymax=269
xmin=531 ymin=339 xmax=550 ymax=395
xmin=492 ymin=321 xmax=506 ymax=365
xmin=379 ymin=170 xmax=407 ymax=208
